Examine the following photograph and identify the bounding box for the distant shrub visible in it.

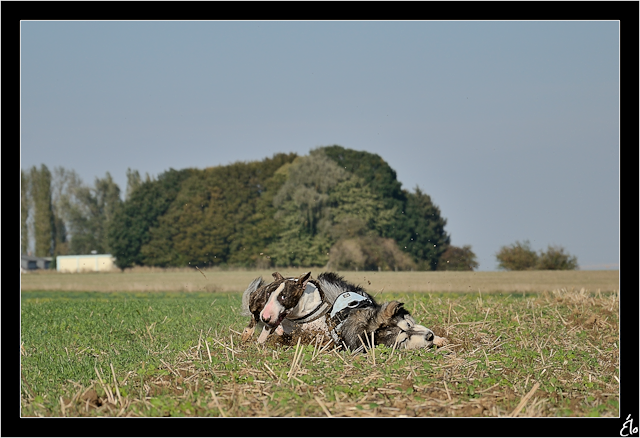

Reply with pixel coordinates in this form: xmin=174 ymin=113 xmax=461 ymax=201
xmin=437 ymin=245 xmax=479 ymax=271
xmin=536 ymin=245 xmax=578 ymax=270
xmin=496 ymin=240 xmax=579 ymax=271
xmin=496 ymin=240 xmax=539 ymax=270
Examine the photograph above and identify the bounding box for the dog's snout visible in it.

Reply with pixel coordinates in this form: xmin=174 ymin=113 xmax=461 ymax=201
xmin=262 ymin=314 xmax=270 ymax=324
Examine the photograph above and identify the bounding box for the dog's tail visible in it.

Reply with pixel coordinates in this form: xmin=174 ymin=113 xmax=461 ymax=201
xmin=241 ymin=277 xmax=264 ymax=316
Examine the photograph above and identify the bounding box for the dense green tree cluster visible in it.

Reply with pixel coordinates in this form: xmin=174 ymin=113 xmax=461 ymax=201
xmin=22 ymin=146 xmax=483 ymax=271
xmin=495 ymin=240 xmax=578 ymax=270
xmin=320 ymin=146 xmax=450 ymax=270
xmin=264 ymin=148 xmax=427 ymax=269
xmin=109 ymin=153 xmax=297 ymax=270
xmin=108 ymin=168 xmax=195 ymax=269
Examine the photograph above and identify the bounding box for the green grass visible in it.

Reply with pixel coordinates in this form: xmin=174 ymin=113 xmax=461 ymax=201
xmin=20 ymin=288 xmax=619 ymax=417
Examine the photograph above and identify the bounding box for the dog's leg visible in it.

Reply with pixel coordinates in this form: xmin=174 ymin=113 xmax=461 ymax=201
xmin=257 ymin=326 xmax=273 ymax=343
xmin=241 ymin=316 xmax=258 ymax=342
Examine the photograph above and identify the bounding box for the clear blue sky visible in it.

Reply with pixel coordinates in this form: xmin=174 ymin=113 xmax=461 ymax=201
xmin=20 ymin=21 xmax=619 ymax=271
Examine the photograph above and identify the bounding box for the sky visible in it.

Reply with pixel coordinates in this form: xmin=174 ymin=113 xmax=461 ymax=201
xmin=20 ymin=21 xmax=619 ymax=271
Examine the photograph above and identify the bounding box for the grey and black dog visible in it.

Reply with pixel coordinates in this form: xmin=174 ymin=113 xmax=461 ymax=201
xmin=241 ymin=271 xmax=446 ymax=351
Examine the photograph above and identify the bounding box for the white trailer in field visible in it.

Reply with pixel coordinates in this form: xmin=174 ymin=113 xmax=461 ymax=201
xmin=56 ymin=254 xmax=116 ymax=273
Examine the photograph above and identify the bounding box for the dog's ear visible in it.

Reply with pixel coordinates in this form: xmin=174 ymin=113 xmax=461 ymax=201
xmin=373 ymin=301 xmax=405 ymax=330
xmin=298 ymin=271 xmax=311 ymax=285
xmin=272 ymin=272 xmax=284 ymax=281
xmin=381 ymin=301 xmax=405 ymax=320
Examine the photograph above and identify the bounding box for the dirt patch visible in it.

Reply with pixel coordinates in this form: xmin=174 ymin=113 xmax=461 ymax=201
xmin=456 ymin=403 xmax=485 ymax=416
xmin=80 ymin=389 xmax=100 ymax=404
xmin=400 ymin=378 xmax=414 ymax=392
xmin=422 ymin=387 xmax=449 ymax=401
xmin=266 ymin=328 xmax=332 ymax=348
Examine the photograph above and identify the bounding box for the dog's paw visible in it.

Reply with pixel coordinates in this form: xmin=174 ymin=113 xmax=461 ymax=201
xmin=432 ymin=336 xmax=447 ymax=347
xmin=275 ymin=325 xmax=284 ymax=336
xmin=241 ymin=327 xmax=254 ymax=343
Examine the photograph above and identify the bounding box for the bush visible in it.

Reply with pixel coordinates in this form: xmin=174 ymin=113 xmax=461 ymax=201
xmin=496 ymin=240 xmax=579 ymax=270
xmin=536 ymin=245 xmax=578 ymax=270
xmin=496 ymin=240 xmax=539 ymax=270
xmin=327 ymin=235 xmax=416 ymax=271
xmin=437 ymin=245 xmax=479 ymax=271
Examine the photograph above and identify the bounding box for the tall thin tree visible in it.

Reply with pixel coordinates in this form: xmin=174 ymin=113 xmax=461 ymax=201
xmin=125 ymin=168 xmax=142 ymax=200
xmin=94 ymin=172 xmax=122 ymax=252
xmin=21 ymin=170 xmax=31 ymax=255
xmin=30 ymin=165 xmax=56 ymax=258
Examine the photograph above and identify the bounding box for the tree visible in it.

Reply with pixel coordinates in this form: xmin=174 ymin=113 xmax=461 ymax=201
xmin=21 ymin=170 xmax=30 ymax=254
xmin=437 ymin=245 xmax=479 ymax=271
xmin=536 ymin=245 xmax=578 ymax=270
xmin=267 ymin=150 xmax=399 ymax=268
xmin=273 ymin=151 xmax=350 ymax=235
xmin=106 ymin=147 xmax=454 ymax=271
xmin=56 ymin=171 xmax=122 ymax=255
xmin=267 ymin=152 xmax=350 ymax=267
xmin=327 ymin=176 xmax=396 ymax=239
xmin=496 ymin=240 xmax=539 ymax=270
xmin=94 ymin=172 xmax=122 ymax=252
xmin=319 ymin=145 xmax=405 ymax=206
xmin=125 ymin=168 xmax=142 ymax=200
xmin=320 ymin=145 xmax=406 ymax=237
xmin=109 ymin=168 xmax=193 ymax=269
xmin=392 ymin=187 xmax=450 ymax=270
xmin=138 ymin=153 xmax=298 ymax=268
xmin=50 ymin=167 xmax=95 ymax=257
xmin=51 ymin=167 xmax=85 ymax=256
xmin=30 ymin=165 xmax=56 ymax=258
xmin=321 ymin=146 xmax=451 ymax=270
xmin=238 ymin=166 xmax=292 ymax=268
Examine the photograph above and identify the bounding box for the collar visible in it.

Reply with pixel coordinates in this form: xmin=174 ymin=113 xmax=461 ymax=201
xmin=286 ymin=282 xmax=331 ymax=324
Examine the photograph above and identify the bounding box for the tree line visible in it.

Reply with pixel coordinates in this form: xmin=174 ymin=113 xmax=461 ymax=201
xmin=22 ymin=146 xmax=481 ymax=271
xmin=21 ymin=165 xmax=131 ymax=263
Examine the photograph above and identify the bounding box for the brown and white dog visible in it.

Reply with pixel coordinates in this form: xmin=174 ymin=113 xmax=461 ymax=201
xmin=241 ymin=271 xmax=446 ymax=350
xmin=241 ymin=272 xmax=312 ymax=343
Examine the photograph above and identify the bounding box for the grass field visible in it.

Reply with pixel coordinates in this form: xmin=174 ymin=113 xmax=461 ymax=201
xmin=20 ymin=270 xmax=619 ymax=417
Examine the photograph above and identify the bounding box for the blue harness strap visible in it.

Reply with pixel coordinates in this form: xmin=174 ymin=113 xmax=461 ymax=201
xmin=328 ymin=291 xmax=373 ymax=345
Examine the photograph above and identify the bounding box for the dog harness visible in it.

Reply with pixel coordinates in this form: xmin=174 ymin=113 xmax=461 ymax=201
xmin=328 ymin=291 xmax=373 ymax=346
